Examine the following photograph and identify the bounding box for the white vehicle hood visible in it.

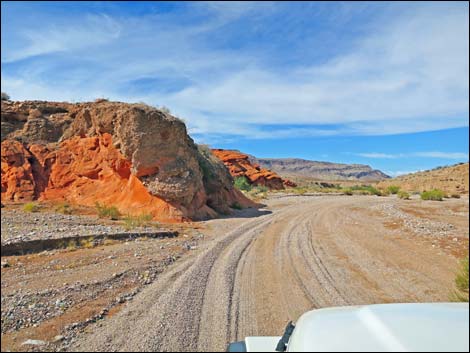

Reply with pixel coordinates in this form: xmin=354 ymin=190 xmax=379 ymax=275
xmin=286 ymin=302 xmax=469 ymax=352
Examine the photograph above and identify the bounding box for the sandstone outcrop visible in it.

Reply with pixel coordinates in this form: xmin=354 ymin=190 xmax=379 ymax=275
xmin=211 ymin=149 xmax=296 ymax=190
xmin=1 ymin=100 xmax=254 ymax=221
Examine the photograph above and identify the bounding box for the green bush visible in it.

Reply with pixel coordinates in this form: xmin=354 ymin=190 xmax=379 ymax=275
xmin=23 ymin=202 xmax=39 ymax=212
xmin=343 ymin=188 xmax=353 ymax=196
xmin=386 ymin=185 xmax=401 ymax=194
xmin=451 ymin=257 xmax=469 ymax=302
xmin=349 ymin=185 xmax=382 ymax=196
xmin=397 ymin=191 xmax=410 ymax=200
xmin=234 ymin=176 xmax=252 ymax=191
xmin=95 ymin=202 xmax=121 ymax=220
xmin=230 ymin=202 xmax=243 ymax=210
xmin=420 ymin=189 xmax=445 ymax=201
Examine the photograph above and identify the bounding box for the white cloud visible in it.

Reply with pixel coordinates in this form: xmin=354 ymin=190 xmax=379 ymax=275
xmin=385 ymin=170 xmax=421 ymax=177
xmin=357 ymin=153 xmax=398 ymax=159
xmin=2 ymin=14 xmax=121 ymax=63
xmin=1 ymin=3 xmax=468 ymax=140
xmin=356 ymin=152 xmax=469 ymax=160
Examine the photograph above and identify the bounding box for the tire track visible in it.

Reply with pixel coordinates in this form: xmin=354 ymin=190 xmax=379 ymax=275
xmin=70 ymin=195 xmax=460 ymax=352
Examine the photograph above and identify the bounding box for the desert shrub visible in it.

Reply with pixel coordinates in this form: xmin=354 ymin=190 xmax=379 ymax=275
xmin=343 ymin=188 xmax=353 ymax=196
xmin=451 ymin=257 xmax=469 ymax=302
xmin=197 ymin=145 xmax=216 ymax=181
xmin=386 ymin=185 xmax=401 ymax=194
xmin=230 ymin=202 xmax=243 ymax=210
xmin=451 ymin=193 xmax=461 ymax=199
xmin=122 ymin=213 xmax=153 ymax=229
xmin=234 ymin=176 xmax=252 ymax=191
xmin=79 ymin=237 xmax=95 ymax=249
xmin=95 ymin=202 xmax=121 ymax=220
xmin=292 ymin=187 xmax=308 ymax=195
xmin=23 ymin=202 xmax=39 ymax=212
xmin=159 ymin=105 xmax=171 ymax=114
xmin=349 ymin=185 xmax=381 ymax=195
xmin=55 ymin=202 xmax=74 ymax=214
xmin=397 ymin=191 xmax=410 ymax=200
xmin=1 ymin=92 xmax=10 ymax=101
xmin=379 ymin=188 xmax=390 ymax=196
xmin=420 ymin=189 xmax=445 ymax=201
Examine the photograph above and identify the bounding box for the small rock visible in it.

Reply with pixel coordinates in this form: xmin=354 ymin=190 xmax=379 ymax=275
xmin=1 ymin=261 xmax=10 ymax=268
xmin=22 ymin=339 xmax=46 ymax=346
xmin=452 ymin=237 xmax=458 ymax=242
xmin=53 ymin=335 xmax=64 ymax=342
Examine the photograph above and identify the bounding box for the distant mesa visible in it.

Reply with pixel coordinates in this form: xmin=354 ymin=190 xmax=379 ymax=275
xmin=250 ymin=157 xmax=390 ymax=182
xmin=211 ymin=149 xmax=296 ymax=189
xmin=1 ymin=100 xmax=255 ymax=221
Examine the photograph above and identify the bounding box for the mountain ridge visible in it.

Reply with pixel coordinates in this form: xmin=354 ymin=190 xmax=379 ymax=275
xmin=248 ymin=156 xmax=390 ymax=181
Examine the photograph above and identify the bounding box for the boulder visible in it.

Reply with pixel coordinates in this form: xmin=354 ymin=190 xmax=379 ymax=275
xmin=1 ymin=100 xmax=255 ymax=221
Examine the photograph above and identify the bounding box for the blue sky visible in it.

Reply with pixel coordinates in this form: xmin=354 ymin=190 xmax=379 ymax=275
xmin=1 ymin=1 xmax=469 ymax=176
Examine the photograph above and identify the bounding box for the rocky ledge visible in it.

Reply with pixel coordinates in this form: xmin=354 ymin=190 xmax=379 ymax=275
xmin=1 ymin=100 xmax=255 ymax=221
xmin=211 ymin=149 xmax=296 ymax=189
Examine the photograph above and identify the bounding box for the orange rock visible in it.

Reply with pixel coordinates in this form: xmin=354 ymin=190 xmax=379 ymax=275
xmin=211 ymin=149 xmax=296 ymax=189
xmin=1 ymin=100 xmax=257 ymax=221
xmin=1 ymin=135 xmax=257 ymax=221
xmin=1 ymin=140 xmax=36 ymax=201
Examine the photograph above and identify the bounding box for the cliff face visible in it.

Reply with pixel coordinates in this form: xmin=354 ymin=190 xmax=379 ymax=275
xmin=1 ymin=100 xmax=254 ymax=221
xmin=211 ymin=149 xmax=296 ymax=189
xmin=252 ymin=158 xmax=390 ymax=181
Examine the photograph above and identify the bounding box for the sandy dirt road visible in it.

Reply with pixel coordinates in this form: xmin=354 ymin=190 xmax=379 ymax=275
xmin=71 ymin=195 xmax=468 ymax=352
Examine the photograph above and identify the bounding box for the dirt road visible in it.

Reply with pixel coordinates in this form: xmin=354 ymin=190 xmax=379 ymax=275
xmin=71 ymin=195 xmax=468 ymax=352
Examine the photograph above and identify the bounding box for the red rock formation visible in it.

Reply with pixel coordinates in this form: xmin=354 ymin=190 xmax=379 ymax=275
xmin=1 ymin=100 xmax=256 ymax=221
xmin=1 ymin=140 xmax=36 ymax=201
xmin=211 ymin=149 xmax=296 ymax=190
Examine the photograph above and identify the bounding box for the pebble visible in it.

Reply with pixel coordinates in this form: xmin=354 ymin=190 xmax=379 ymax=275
xmin=22 ymin=339 xmax=47 ymax=346
xmin=53 ymin=335 xmax=64 ymax=342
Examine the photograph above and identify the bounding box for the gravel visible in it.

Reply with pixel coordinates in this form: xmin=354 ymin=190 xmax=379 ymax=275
xmin=1 ymin=209 xmax=165 ymax=246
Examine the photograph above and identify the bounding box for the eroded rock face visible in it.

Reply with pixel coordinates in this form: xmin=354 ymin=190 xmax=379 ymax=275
xmin=211 ymin=149 xmax=296 ymax=190
xmin=1 ymin=100 xmax=254 ymax=221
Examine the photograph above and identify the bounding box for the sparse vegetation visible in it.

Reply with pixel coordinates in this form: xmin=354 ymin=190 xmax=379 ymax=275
xmin=397 ymin=191 xmax=410 ymax=200
xmin=420 ymin=189 xmax=445 ymax=201
xmin=230 ymin=202 xmax=243 ymax=210
xmin=234 ymin=176 xmax=252 ymax=191
xmin=122 ymin=213 xmax=153 ymax=229
xmin=379 ymin=188 xmax=391 ymax=196
xmin=343 ymin=188 xmax=353 ymax=195
xmin=451 ymin=257 xmax=469 ymax=302
xmin=79 ymin=237 xmax=95 ymax=249
xmin=159 ymin=105 xmax=171 ymax=114
xmin=95 ymin=202 xmax=121 ymax=220
xmin=55 ymin=202 xmax=74 ymax=214
xmin=350 ymin=185 xmax=382 ymax=196
xmin=246 ymin=186 xmax=269 ymax=200
xmin=23 ymin=202 xmax=39 ymax=213
xmin=386 ymin=185 xmax=400 ymax=194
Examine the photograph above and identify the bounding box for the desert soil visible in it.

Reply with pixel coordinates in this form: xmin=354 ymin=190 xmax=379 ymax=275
xmin=1 ymin=194 xmax=468 ymax=352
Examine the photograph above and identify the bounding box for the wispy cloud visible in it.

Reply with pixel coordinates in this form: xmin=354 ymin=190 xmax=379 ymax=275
xmin=1 ymin=2 xmax=468 ymax=141
xmin=356 ymin=152 xmax=469 ymax=159
xmin=385 ymin=170 xmax=421 ymax=177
